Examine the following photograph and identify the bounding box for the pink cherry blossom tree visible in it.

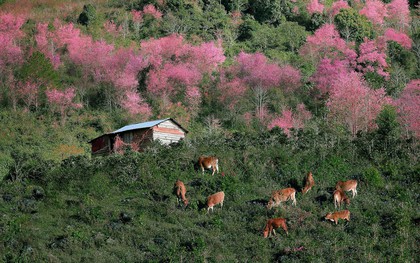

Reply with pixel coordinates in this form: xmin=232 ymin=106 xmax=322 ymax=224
xmin=142 ymin=4 xmax=163 ymax=20
xmin=326 ymin=71 xmax=391 ymax=137
xmin=17 ymin=81 xmax=40 ymax=111
xmin=0 ymin=13 xmax=25 ymax=75
xmin=120 ymin=91 xmax=152 ymax=121
xmin=35 ymin=23 xmax=61 ymax=69
xmin=395 ymin=80 xmax=420 ymax=138
xmin=386 ymin=0 xmax=411 ymax=31
xmin=311 ymin=58 xmax=350 ymax=96
xmin=218 ymin=52 xmax=301 ymax=122
xmin=327 ymin=1 xmax=350 ymax=19
xmin=46 ymin=87 xmax=83 ymax=126
xmin=278 ymin=65 xmax=302 ymax=93
xmin=141 ymin=34 xmax=225 ymax=122
xmin=307 ymin=0 xmax=324 ymax=15
xmin=235 ymin=52 xmax=282 ymax=121
xmin=359 ymin=0 xmax=388 ymax=25
xmin=268 ymin=103 xmax=312 ymax=137
xmin=384 ymin=28 xmax=412 ymax=49
xmin=299 ymin=24 xmax=357 ymax=66
xmin=54 ymin=22 xmax=151 ymax=116
xmin=217 ymin=75 xmax=247 ymax=111
xmin=357 ymin=37 xmax=389 ymax=78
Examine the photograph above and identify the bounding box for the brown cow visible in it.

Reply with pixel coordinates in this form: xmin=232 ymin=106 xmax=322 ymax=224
xmin=267 ymin=188 xmax=297 ymax=210
xmin=207 ymin=191 xmax=225 ymax=213
xmin=263 ymin=218 xmax=288 ymax=238
xmin=174 ymin=180 xmax=188 ymax=207
xmin=325 ymin=210 xmax=351 ymax=225
xmin=198 ymin=156 xmax=219 ymax=176
xmin=302 ymin=171 xmax=315 ymax=194
xmin=336 ymin=180 xmax=358 ymax=198
xmin=333 ymin=189 xmax=350 ymax=209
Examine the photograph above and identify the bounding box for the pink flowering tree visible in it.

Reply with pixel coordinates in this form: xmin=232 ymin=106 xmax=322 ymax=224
xmin=142 ymin=4 xmax=163 ymax=20
xmin=53 ymin=22 xmax=151 ymax=117
xmin=17 ymin=81 xmax=40 ymax=111
xmin=359 ymin=0 xmax=388 ymax=25
xmin=268 ymin=103 xmax=312 ymax=137
xmin=299 ymin=24 xmax=357 ymax=66
xmin=384 ymin=28 xmax=412 ymax=49
xmin=278 ymin=65 xmax=302 ymax=93
xmin=326 ymin=72 xmax=391 ymax=137
xmin=46 ymin=87 xmax=83 ymax=125
xmin=141 ymin=34 xmax=225 ymax=123
xmin=103 ymin=21 xmax=121 ymax=37
xmin=131 ymin=4 xmax=162 ymax=38
xmin=395 ymin=80 xmax=420 ymax=138
xmin=307 ymin=0 xmax=324 ymax=15
xmin=0 ymin=13 xmax=25 ymax=72
xmin=218 ymin=52 xmax=301 ymax=123
xmin=0 ymin=13 xmax=25 ymax=107
xmin=327 ymin=1 xmax=350 ymax=20
xmin=357 ymin=37 xmax=389 ymax=78
xmin=217 ymin=75 xmax=247 ymax=112
xmin=120 ymin=91 xmax=152 ymax=121
xmin=35 ymin=23 xmax=61 ymax=69
xmin=386 ymin=0 xmax=411 ymax=31
xmin=235 ymin=52 xmax=282 ymax=122
xmin=311 ymin=58 xmax=350 ymax=96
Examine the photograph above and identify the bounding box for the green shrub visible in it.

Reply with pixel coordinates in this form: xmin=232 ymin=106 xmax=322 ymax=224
xmin=363 ymin=166 xmax=384 ymax=188
xmin=78 ymin=4 xmax=97 ymax=26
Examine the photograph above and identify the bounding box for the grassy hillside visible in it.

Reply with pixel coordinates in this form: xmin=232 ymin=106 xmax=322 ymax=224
xmin=1 ymin=130 xmax=418 ymax=262
xmin=1 ymin=0 xmax=419 ymax=261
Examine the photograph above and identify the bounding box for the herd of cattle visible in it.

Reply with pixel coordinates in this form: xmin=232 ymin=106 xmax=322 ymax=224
xmin=174 ymin=156 xmax=358 ymax=238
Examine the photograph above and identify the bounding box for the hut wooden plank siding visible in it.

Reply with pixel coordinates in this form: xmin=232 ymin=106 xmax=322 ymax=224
xmin=89 ymin=118 xmax=188 ymax=156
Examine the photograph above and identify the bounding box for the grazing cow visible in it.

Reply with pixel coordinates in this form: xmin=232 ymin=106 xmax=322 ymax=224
xmin=302 ymin=171 xmax=315 ymax=194
xmin=263 ymin=218 xmax=288 ymax=238
xmin=267 ymin=188 xmax=297 ymax=210
xmin=207 ymin=191 xmax=225 ymax=213
xmin=174 ymin=180 xmax=188 ymax=207
xmin=333 ymin=189 xmax=350 ymax=209
xmin=336 ymin=180 xmax=358 ymax=198
xmin=325 ymin=210 xmax=351 ymax=225
xmin=198 ymin=156 xmax=219 ymax=176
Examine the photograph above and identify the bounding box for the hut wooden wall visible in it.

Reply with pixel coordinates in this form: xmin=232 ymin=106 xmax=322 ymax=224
xmin=152 ymin=120 xmax=185 ymax=145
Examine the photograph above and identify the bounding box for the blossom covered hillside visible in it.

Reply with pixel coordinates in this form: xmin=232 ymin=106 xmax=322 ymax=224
xmin=0 ymin=1 xmax=419 ymax=261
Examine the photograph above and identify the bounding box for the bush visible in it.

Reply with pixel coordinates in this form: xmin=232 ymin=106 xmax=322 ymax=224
xmin=78 ymin=4 xmax=97 ymax=26
xmin=363 ymin=166 xmax=384 ymax=188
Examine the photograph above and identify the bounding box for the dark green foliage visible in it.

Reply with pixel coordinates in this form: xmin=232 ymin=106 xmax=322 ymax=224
xmin=334 ymin=8 xmax=374 ymax=43
xmin=387 ymin=41 xmax=418 ymax=79
xmin=238 ymin=17 xmax=307 ymax=58
xmin=17 ymin=51 xmax=60 ymax=87
xmin=363 ymin=71 xmax=387 ymax=90
xmin=247 ymin=0 xmax=291 ymax=25
xmin=363 ymin=166 xmax=384 ymax=188
xmin=78 ymin=4 xmax=97 ymax=26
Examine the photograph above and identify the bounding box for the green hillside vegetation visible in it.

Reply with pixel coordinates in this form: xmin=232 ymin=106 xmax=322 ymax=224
xmin=1 ymin=111 xmax=419 ymax=262
xmin=0 ymin=0 xmax=419 ymax=262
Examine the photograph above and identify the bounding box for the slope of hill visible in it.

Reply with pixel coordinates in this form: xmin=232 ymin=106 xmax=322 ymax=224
xmin=1 ymin=131 xmax=419 ymax=262
xmin=0 ymin=0 xmax=419 ymax=261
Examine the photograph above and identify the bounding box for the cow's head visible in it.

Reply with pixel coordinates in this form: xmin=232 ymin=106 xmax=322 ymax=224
xmin=263 ymin=227 xmax=269 ymax=238
xmin=325 ymin=213 xmax=333 ymax=221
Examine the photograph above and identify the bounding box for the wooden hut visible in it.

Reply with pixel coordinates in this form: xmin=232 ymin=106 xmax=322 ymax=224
xmin=89 ymin=118 xmax=188 ymax=156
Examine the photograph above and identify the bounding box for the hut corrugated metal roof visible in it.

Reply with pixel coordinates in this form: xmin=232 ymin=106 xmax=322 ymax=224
xmin=111 ymin=118 xmax=170 ymax=134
